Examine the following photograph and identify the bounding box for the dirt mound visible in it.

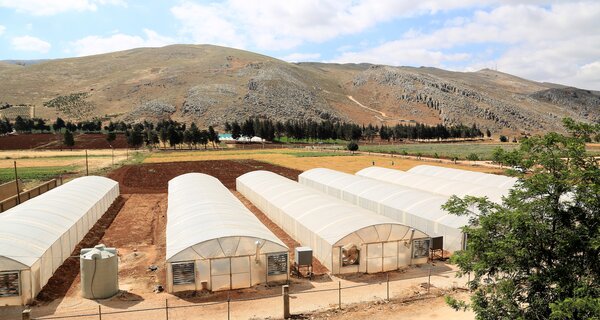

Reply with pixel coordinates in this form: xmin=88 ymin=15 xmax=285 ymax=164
xmin=107 ymin=159 xmax=301 ymax=193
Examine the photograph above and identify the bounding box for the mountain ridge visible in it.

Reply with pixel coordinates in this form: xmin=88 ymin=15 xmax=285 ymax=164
xmin=0 ymin=44 xmax=598 ymax=134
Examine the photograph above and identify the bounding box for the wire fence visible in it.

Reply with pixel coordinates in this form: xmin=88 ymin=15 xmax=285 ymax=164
xmin=22 ymin=270 xmax=465 ymax=320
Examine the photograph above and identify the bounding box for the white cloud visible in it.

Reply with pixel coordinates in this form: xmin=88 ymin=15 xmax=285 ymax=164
xmin=0 ymin=25 xmax=5 ymax=36
xmin=11 ymin=35 xmax=51 ymax=53
xmin=69 ymin=29 xmax=175 ymax=57
xmin=0 ymin=0 xmax=126 ymax=16
xmin=279 ymin=52 xmax=321 ymax=63
xmin=170 ymin=0 xmax=530 ymax=51
xmin=331 ymin=2 xmax=600 ymax=90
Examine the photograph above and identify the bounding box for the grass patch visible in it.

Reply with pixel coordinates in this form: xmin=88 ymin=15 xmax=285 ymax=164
xmin=0 ymin=165 xmax=79 ymax=183
xmin=359 ymin=143 xmax=519 ymax=160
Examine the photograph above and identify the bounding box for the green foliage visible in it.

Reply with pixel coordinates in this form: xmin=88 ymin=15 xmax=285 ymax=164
xmin=347 ymin=141 xmax=359 ymax=152
xmin=63 ymin=130 xmax=75 ymax=148
xmin=0 ymin=166 xmax=77 ymax=183
xmin=466 ymin=152 xmax=479 ymax=162
xmin=106 ymin=131 xmax=116 ymax=144
xmin=444 ymin=118 xmax=600 ymax=319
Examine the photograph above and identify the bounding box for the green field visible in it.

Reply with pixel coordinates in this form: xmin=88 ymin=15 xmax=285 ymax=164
xmin=355 ymin=142 xmax=600 ymax=160
xmin=0 ymin=165 xmax=78 ymax=183
xmin=357 ymin=143 xmax=519 ymax=160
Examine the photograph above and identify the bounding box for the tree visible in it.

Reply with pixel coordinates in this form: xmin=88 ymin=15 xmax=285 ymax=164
xmin=106 ymin=131 xmax=116 ymax=145
xmin=499 ymin=135 xmax=508 ymax=142
xmin=52 ymin=117 xmax=66 ymax=132
xmin=231 ymin=122 xmax=241 ymax=140
xmin=63 ymin=130 xmax=75 ymax=149
xmin=444 ymin=118 xmax=600 ymax=319
xmin=0 ymin=118 xmax=12 ymax=134
xmin=208 ymin=126 xmax=219 ymax=148
xmin=14 ymin=116 xmax=30 ymax=132
xmin=486 ymin=129 xmax=491 ymax=138
xmin=466 ymin=152 xmax=479 ymax=163
xmin=347 ymin=141 xmax=359 ymax=153
xmin=126 ymin=128 xmax=143 ymax=148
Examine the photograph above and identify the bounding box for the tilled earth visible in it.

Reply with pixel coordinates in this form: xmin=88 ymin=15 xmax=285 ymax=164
xmin=107 ymin=159 xmax=301 ymax=193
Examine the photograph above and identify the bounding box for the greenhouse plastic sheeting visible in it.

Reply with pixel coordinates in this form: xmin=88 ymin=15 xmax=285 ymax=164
xmin=237 ymin=171 xmax=429 ymax=274
xmin=0 ymin=176 xmax=119 ymax=305
xmin=299 ymin=168 xmax=469 ymax=252
xmin=356 ymin=166 xmax=509 ymax=203
xmin=408 ymin=165 xmax=517 ymax=189
xmin=166 ymin=173 xmax=288 ymax=292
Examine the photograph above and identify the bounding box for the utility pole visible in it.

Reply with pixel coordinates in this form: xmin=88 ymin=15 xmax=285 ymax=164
xmin=14 ymin=161 xmax=21 ymax=205
xmin=85 ymin=150 xmax=89 ymax=176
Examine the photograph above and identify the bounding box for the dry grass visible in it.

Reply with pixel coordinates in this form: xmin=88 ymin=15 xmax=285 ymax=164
xmin=144 ymin=148 xmax=506 ymax=174
xmin=0 ymin=149 xmax=131 ymax=169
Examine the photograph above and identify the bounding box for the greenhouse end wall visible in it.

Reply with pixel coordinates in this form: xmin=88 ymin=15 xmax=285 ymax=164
xmin=236 ymin=171 xmax=430 ymax=275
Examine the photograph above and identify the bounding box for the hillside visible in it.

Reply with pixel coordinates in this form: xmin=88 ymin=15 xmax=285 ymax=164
xmin=0 ymin=44 xmax=598 ymax=134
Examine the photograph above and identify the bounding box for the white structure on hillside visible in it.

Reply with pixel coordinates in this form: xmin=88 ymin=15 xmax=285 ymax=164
xmin=237 ymin=171 xmax=430 ymax=274
xmin=299 ymin=168 xmax=468 ymax=252
xmin=408 ymin=165 xmax=517 ymax=189
xmin=0 ymin=176 xmax=119 ymax=305
xmin=166 ymin=173 xmax=288 ymax=292
xmin=356 ymin=166 xmax=510 ymax=204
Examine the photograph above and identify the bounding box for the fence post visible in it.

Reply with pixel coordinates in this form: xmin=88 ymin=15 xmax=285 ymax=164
xmin=165 ymin=298 xmax=169 ymax=320
xmin=282 ymin=285 xmax=290 ymax=319
xmin=386 ymin=273 xmax=390 ymax=301
xmin=428 ymin=266 xmax=432 ymax=293
xmin=338 ymin=281 xmax=342 ymax=310
xmin=85 ymin=150 xmax=89 ymax=176
xmin=14 ymin=161 xmax=21 ymax=205
xmin=21 ymin=309 xmax=31 ymax=320
xmin=98 ymin=305 xmax=102 ymax=320
xmin=227 ymin=294 xmax=231 ymax=320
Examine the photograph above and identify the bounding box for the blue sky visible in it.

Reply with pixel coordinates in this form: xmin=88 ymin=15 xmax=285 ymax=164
xmin=1 ymin=0 xmax=599 ymax=89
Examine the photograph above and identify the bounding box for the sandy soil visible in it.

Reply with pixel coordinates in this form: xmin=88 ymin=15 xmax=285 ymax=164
xmin=144 ymin=148 xmax=505 ymax=175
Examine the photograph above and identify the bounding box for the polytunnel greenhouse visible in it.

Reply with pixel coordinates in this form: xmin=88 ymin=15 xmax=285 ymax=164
xmin=166 ymin=173 xmax=289 ymax=292
xmin=299 ymin=168 xmax=469 ymax=253
xmin=0 ymin=176 xmax=119 ymax=306
xmin=356 ymin=166 xmax=509 ymax=204
xmin=408 ymin=165 xmax=517 ymax=189
xmin=237 ymin=171 xmax=430 ymax=274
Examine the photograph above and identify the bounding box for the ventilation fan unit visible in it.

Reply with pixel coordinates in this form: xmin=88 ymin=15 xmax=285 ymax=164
xmin=412 ymin=239 xmax=430 ymax=259
xmin=341 ymin=243 xmax=360 ymax=266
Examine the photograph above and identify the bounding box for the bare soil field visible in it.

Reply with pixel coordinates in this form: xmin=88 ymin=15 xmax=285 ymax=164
xmin=0 ymin=133 xmax=129 ymax=150
xmin=107 ymin=159 xmax=301 ymax=193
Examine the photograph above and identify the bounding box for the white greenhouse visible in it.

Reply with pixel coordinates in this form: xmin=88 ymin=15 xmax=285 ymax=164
xmin=408 ymin=165 xmax=517 ymax=189
xmin=356 ymin=166 xmax=509 ymax=204
xmin=0 ymin=176 xmax=119 ymax=306
xmin=237 ymin=171 xmax=431 ymax=275
xmin=166 ymin=173 xmax=289 ymax=293
xmin=299 ymin=168 xmax=469 ymax=253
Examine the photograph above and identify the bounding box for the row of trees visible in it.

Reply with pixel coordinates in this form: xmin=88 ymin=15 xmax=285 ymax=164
xmin=0 ymin=116 xmax=103 ymax=134
xmin=103 ymin=120 xmax=221 ymax=149
xmin=224 ymin=118 xmax=487 ymax=142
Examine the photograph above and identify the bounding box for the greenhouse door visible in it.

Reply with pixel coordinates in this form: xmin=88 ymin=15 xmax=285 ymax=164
xmin=230 ymin=256 xmax=251 ymax=289
xmin=366 ymin=243 xmax=383 ymax=273
xmin=210 ymin=257 xmax=252 ymax=291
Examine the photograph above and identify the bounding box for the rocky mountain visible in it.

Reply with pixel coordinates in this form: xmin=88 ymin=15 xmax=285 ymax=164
xmin=0 ymin=44 xmax=598 ymax=134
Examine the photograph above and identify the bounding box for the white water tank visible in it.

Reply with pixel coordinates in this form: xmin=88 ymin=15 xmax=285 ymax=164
xmin=80 ymin=244 xmax=119 ymax=299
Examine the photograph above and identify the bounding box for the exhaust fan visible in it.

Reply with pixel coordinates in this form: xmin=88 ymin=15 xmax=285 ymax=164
xmin=341 ymin=243 xmax=360 ymax=266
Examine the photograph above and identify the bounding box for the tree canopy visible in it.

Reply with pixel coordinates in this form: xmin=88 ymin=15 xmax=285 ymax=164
xmin=444 ymin=118 xmax=600 ymax=319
